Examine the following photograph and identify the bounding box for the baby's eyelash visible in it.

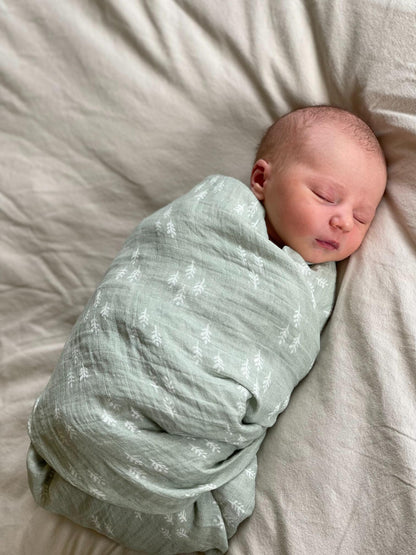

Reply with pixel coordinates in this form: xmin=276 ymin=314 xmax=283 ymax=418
xmin=314 ymin=191 xmax=334 ymax=203
xmin=354 ymin=215 xmax=367 ymax=225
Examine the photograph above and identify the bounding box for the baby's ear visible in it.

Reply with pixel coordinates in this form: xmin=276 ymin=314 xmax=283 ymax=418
xmin=250 ymin=159 xmax=271 ymax=201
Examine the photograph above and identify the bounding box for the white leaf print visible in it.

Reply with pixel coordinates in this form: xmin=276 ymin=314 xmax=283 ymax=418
xmin=254 ymin=351 xmax=264 ymax=371
xmin=194 ymin=182 xmax=206 ymax=193
xmin=205 ymin=440 xmax=221 ymax=453
xmin=296 ymin=262 xmax=310 ymax=276
xmin=124 ymin=421 xmax=137 ymax=433
xmin=163 ymin=375 xmax=176 ymax=394
xmin=213 ymin=354 xmax=224 ymax=373
xmin=214 ymin=181 xmax=225 ymax=192
xmin=72 ymin=348 xmax=81 ymax=364
xmin=126 ymin=452 xmax=144 ymax=465
xmin=111 ymin=399 xmax=124 ymax=413
xmin=178 ymin=510 xmax=187 ymax=523
xmin=190 ymin=445 xmax=207 ymax=458
xmin=101 ymin=411 xmax=116 ymax=426
xmin=87 ymin=469 xmax=106 ymax=487
xmin=139 ymin=308 xmax=149 ymax=327
xmin=193 ymin=278 xmax=205 ymax=296
xmin=253 ymin=254 xmax=264 ymax=273
xmin=90 ymin=488 xmax=105 ymax=500
xmin=293 ymin=306 xmax=302 ymax=328
xmin=155 ymin=220 xmax=162 ymax=235
xmin=79 ymin=366 xmax=89 ymax=381
xmin=151 ymin=326 xmax=162 ymax=347
xmin=176 ymin=528 xmax=189 ymax=538
xmin=116 ymin=268 xmax=127 ymax=280
xmin=262 ymin=372 xmax=272 ymax=393
xmin=278 ymin=324 xmax=290 ymax=345
xmin=161 ymin=528 xmax=171 ymax=539
xmin=229 ymin=500 xmax=246 ymax=517
xmin=316 ymin=276 xmax=329 ymax=288
xmin=185 ymin=260 xmax=196 ymax=279
xmin=68 ymin=372 xmax=76 ymax=388
xmin=100 ymin=302 xmax=110 ymax=319
xmin=201 ymin=324 xmax=211 ymax=345
xmin=163 ymin=206 xmax=172 ymax=219
xmin=166 ymin=220 xmax=176 ymax=238
xmin=245 ymin=467 xmax=256 ymax=479
xmin=131 ymin=247 xmax=140 ymax=264
xmin=193 ymin=342 xmax=202 ymax=363
xmin=307 ymin=280 xmax=317 ymax=308
xmin=128 ymin=467 xmax=145 ymax=481
xmin=234 ymin=203 xmax=245 ymax=215
xmin=196 ymin=190 xmax=208 ymax=202
xmin=91 ymin=316 xmax=100 ymax=334
xmin=151 ymin=460 xmax=169 ymax=474
xmin=173 ymin=285 xmax=186 ymax=306
xmin=64 ymin=422 xmax=76 ymax=440
xmin=289 ymin=335 xmax=301 ymax=354
xmin=94 ymin=290 xmax=101 ymax=308
xmin=248 ymin=200 xmax=259 ymax=218
xmin=163 ymin=395 xmax=176 ymax=418
xmin=167 ymin=271 xmax=179 ymax=288
xmin=127 ymin=268 xmax=141 ymax=282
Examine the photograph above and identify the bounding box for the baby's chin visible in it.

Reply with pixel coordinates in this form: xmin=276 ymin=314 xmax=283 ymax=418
xmin=304 ymin=250 xmax=353 ymax=264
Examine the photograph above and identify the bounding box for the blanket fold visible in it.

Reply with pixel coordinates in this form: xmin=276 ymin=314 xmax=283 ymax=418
xmin=27 ymin=175 xmax=336 ymax=554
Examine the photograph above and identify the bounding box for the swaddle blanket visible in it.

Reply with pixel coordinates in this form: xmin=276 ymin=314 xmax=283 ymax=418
xmin=27 ymin=175 xmax=336 ymax=554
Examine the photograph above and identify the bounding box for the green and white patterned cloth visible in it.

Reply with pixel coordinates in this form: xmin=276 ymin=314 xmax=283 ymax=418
xmin=27 ymin=175 xmax=336 ymax=554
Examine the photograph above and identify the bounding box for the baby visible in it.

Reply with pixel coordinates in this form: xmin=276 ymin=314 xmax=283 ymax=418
xmin=27 ymin=106 xmax=386 ymax=555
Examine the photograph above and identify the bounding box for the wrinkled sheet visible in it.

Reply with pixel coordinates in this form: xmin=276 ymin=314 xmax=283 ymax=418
xmin=2 ymin=1 xmax=416 ymax=554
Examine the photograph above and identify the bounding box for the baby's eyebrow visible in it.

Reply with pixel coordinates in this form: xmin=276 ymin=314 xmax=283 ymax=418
xmin=313 ymin=175 xmax=345 ymax=192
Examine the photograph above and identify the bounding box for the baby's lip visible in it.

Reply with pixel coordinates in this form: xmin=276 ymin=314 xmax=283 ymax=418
xmin=316 ymin=238 xmax=339 ymax=250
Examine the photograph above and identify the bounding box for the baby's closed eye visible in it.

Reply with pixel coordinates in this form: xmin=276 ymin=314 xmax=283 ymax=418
xmin=313 ymin=190 xmax=335 ymax=203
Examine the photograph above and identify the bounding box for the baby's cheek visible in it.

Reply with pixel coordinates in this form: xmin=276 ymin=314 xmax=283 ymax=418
xmin=295 ymin=213 xmax=316 ymax=235
xmin=348 ymin=232 xmax=365 ymax=256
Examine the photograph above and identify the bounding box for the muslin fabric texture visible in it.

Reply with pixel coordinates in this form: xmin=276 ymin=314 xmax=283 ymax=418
xmin=27 ymin=176 xmax=335 ymax=553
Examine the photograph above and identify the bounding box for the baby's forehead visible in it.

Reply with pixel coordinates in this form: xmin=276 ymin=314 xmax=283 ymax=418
xmin=296 ymin=121 xmax=384 ymax=170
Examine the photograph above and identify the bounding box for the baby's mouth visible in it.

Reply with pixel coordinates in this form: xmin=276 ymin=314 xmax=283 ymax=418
xmin=316 ymin=238 xmax=339 ymax=250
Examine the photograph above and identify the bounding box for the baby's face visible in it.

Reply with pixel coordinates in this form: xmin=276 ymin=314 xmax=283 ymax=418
xmin=251 ymin=126 xmax=387 ymax=263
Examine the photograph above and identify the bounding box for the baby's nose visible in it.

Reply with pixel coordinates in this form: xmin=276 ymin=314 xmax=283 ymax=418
xmin=330 ymin=213 xmax=353 ymax=232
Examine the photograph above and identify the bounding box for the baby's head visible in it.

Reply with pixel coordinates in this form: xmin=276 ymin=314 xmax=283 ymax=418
xmin=250 ymin=106 xmax=387 ymax=263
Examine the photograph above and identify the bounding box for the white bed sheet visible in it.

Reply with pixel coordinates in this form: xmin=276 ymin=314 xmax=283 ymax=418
xmin=2 ymin=1 xmax=416 ymax=553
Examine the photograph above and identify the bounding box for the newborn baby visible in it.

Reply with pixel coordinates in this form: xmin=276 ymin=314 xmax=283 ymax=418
xmin=27 ymin=106 xmax=386 ymax=555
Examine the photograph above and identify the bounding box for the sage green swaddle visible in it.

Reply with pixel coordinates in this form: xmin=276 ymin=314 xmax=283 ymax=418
xmin=27 ymin=175 xmax=336 ymax=554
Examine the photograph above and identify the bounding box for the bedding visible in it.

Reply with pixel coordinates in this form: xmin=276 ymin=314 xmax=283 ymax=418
xmin=3 ymin=0 xmax=416 ymax=554
xmin=27 ymin=175 xmax=335 ymax=554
